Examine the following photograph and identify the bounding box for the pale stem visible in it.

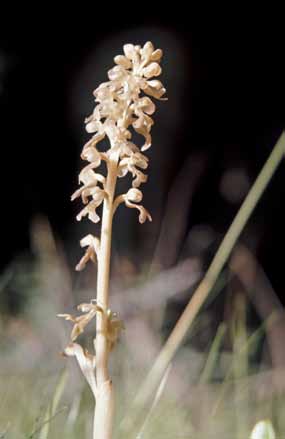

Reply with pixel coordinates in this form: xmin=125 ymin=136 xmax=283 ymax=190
xmin=93 ymin=150 xmax=118 ymax=439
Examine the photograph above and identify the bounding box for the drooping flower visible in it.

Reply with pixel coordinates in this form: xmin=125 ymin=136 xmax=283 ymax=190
xmin=76 ymin=188 xmax=107 ymax=223
xmin=58 ymin=300 xmax=102 ymax=341
xmin=75 ymin=234 xmax=100 ymax=271
xmin=118 ymin=152 xmax=148 ymax=188
xmin=58 ymin=300 xmax=124 ymax=352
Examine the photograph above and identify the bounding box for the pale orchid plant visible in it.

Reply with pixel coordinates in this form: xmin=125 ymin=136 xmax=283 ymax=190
xmin=58 ymin=41 xmax=166 ymax=439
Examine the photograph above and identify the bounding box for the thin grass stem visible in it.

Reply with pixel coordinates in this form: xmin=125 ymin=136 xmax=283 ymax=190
xmin=121 ymin=131 xmax=285 ymax=435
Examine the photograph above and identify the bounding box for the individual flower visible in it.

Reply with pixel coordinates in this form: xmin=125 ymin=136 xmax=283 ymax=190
xmin=113 ymin=188 xmax=152 ymax=224
xmin=81 ymin=144 xmax=102 ymax=164
xmin=124 ymin=188 xmax=151 ymax=223
xmin=58 ymin=300 xmax=124 ymax=353
xmin=71 ymin=167 xmax=105 ymax=205
xmin=76 ymin=234 xmax=100 ymax=271
xmin=118 ymin=152 xmax=148 ymax=187
xmin=133 ymin=113 xmax=154 ymax=151
xmin=76 ymin=188 xmax=107 ymax=223
xmin=58 ymin=300 xmax=102 ymax=341
xmin=141 ymin=79 xmax=166 ymax=99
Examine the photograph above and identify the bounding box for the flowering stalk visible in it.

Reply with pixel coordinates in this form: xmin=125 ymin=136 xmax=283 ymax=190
xmin=58 ymin=42 xmax=166 ymax=439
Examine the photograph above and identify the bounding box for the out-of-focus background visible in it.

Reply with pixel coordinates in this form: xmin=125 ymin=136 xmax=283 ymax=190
xmin=1 ymin=9 xmax=285 ymax=438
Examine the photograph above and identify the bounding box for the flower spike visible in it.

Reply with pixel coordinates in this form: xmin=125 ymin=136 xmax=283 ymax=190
xmin=71 ymin=41 xmax=166 ymax=270
xmin=59 ymin=41 xmax=166 ymax=439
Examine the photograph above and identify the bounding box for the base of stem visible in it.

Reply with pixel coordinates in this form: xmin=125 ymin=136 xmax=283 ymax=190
xmin=93 ymin=380 xmax=114 ymax=439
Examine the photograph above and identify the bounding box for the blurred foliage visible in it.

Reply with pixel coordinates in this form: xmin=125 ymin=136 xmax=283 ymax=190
xmin=0 ymin=231 xmax=285 ymax=438
xmin=2 ymin=134 xmax=285 ymax=437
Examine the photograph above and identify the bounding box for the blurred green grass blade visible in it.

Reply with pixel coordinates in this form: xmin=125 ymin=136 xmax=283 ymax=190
xmin=234 ymin=311 xmax=278 ymax=361
xmin=50 ymin=368 xmax=68 ymax=415
xmin=232 ymin=293 xmax=249 ymax=439
xmin=38 ymin=368 xmax=68 ymax=439
xmin=232 ymin=293 xmax=248 ymax=378
xmin=124 ymin=132 xmax=285 ymax=433
xmin=136 ymin=364 xmax=172 ymax=439
xmin=199 ymin=323 xmax=226 ymax=384
xmin=65 ymin=392 xmax=82 ymax=433
xmin=211 ymin=312 xmax=277 ymax=417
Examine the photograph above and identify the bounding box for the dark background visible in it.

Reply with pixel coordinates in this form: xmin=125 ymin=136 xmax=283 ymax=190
xmin=0 ymin=11 xmax=284 ymax=299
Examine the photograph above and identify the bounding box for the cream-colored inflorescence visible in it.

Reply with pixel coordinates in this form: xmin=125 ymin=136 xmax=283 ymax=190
xmin=72 ymin=41 xmax=166 ymax=272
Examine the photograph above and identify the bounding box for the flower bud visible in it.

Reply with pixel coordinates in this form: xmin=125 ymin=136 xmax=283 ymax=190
xmin=114 ymin=55 xmax=132 ymax=69
xmin=108 ymin=65 xmax=125 ymax=81
xmin=141 ymin=41 xmax=154 ymax=59
xmin=143 ymin=62 xmax=162 ymax=78
xmin=123 ymin=44 xmax=136 ymax=60
xmin=150 ymin=49 xmax=163 ymax=61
